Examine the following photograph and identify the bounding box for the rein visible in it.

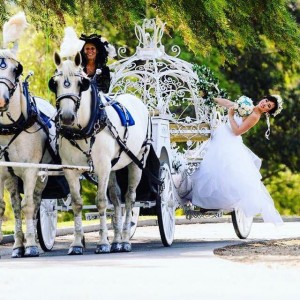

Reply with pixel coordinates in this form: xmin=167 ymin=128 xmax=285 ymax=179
xmin=106 ymin=117 xmax=162 ymax=185
xmin=0 ymin=80 xmax=38 ymax=136
xmin=0 ymin=57 xmax=22 ymax=98
xmin=0 ymin=76 xmax=18 ymax=98
xmin=51 ymin=72 xmax=88 ymax=111
xmin=0 ymin=79 xmax=51 ymax=161
xmin=55 ymin=82 xmax=107 ymax=171
xmin=56 ymin=93 xmax=81 ymax=111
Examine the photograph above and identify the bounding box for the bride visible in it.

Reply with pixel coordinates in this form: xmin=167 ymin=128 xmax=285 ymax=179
xmin=190 ymin=95 xmax=283 ymax=224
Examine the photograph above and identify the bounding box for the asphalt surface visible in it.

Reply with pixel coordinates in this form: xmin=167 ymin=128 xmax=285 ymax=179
xmin=0 ymin=217 xmax=300 ymax=300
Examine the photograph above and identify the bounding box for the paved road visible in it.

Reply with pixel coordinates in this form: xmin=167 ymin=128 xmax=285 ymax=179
xmin=0 ymin=221 xmax=300 ymax=300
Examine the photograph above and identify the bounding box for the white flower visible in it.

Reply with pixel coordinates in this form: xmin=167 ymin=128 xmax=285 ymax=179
xmin=235 ymin=96 xmax=254 ymax=117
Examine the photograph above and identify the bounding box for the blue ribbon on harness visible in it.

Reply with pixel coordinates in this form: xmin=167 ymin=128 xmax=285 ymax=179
xmin=104 ymin=96 xmax=135 ymax=127
xmin=22 ymin=81 xmax=52 ymax=129
xmin=39 ymin=111 xmax=52 ymax=128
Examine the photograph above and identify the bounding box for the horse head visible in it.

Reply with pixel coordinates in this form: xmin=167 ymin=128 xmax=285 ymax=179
xmin=49 ymin=52 xmax=90 ymax=126
xmin=0 ymin=50 xmax=23 ymax=112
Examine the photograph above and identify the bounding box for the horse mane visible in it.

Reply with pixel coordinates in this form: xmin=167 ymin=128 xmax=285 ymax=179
xmin=0 ymin=49 xmax=17 ymax=60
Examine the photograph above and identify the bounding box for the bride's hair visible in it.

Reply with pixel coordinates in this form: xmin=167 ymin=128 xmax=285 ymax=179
xmin=264 ymin=95 xmax=283 ymax=116
xmin=265 ymin=95 xmax=278 ymax=115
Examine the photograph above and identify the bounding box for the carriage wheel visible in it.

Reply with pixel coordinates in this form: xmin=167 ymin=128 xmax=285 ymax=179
xmin=157 ymin=162 xmax=176 ymax=247
xmin=37 ymin=199 xmax=58 ymax=251
xmin=122 ymin=206 xmax=140 ymax=239
xmin=231 ymin=208 xmax=253 ymax=239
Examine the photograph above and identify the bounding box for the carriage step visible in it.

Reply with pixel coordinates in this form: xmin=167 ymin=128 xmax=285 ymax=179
xmin=85 ymin=212 xmax=114 ymax=221
xmin=85 ymin=212 xmax=100 ymax=221
xmin=183 ymin=205 xmax=223 ymax=220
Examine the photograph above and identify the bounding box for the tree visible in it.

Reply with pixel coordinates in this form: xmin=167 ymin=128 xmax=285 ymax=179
xmin=1 ymin=0 xmax=300 ymax=65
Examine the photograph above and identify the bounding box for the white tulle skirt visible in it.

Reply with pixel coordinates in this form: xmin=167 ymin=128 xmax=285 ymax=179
xmin=191 ymin=121 xmax=283 ymax=225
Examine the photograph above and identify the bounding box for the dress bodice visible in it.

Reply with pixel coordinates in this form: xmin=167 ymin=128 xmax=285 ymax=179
xmin=227 ymin=114 xmax=243 ymax=127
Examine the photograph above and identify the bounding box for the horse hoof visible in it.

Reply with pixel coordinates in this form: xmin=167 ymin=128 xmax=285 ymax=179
xmin=95 ymin=244 xmax=111 ymax=254
xmin=24 ymin=246 xmax=39 ymax=257
xmin=68 ymin=246 xmax=83 ymax=255
xmin=11 ymin=247 xmax=25 ymax=258
xmin=110 ymin=243 xmax=123 ymax=253
xmin=122 ymin=242 xmax=132 ymax=252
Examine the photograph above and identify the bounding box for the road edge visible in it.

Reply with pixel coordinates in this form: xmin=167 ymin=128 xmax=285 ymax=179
xmin=1 ymin=216 xmax=299 ymax=245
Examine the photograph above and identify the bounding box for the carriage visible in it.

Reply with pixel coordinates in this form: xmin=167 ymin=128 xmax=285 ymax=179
xmin=0 ymin=17 xmax=253 ymax=256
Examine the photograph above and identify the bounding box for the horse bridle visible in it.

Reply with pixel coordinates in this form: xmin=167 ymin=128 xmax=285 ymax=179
xmin=49 ymin=71 xmax=90 ymax=112
xmin=0 ymin=57 xmax=23 ymax=99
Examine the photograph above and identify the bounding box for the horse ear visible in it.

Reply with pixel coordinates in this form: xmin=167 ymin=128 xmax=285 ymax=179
xmin=74 ymin=52 xmax=81 ymax=67
xmin=48 ymin=77 xmax=57 ymax=93
xmin=14 ymin=62 xmax=23 ymax=78
xmin=54 ymin=52 xmax=61 ymax=67
xmin=80 ymin=77 xmax=90 ymax=92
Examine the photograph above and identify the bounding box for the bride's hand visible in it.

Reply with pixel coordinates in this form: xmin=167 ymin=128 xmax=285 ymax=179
xmin=228 ymin=107 xmax=235 ymax=118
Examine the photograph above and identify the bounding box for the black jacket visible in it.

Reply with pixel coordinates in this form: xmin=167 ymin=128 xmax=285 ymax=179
xmin=83 ymin=65 xmax=111 ymax=93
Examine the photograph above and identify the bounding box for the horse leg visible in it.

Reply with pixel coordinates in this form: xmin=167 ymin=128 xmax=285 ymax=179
xmin=5 ymin=177 xmax=25 ymax=258
xmin=122 ymin=162 xmax=142 ymax=252
xmin=33 ymin=176 xmax=48 ymax=244
xmin=108 ymin=171 xmax=123 ymax=253
xmin=64 ymin=170 xmax=84 ymax=255
xmin=21 ymin=170 xmax=40 ymax=257
xmin=95 ymin=165 xmax=111 ymax=254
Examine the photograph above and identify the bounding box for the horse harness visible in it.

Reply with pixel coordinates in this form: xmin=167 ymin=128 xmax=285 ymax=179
xmin=0 ymin=57 xmax=23 ymax=99
xmin=0 ymin=76 xmax=56 ymax=169
xmin=55 ymin=82 xmax=159 ymax=183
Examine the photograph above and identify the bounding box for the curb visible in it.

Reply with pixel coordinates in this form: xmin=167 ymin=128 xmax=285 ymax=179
xmin=1 ymin=216 xmax=299 ymax=245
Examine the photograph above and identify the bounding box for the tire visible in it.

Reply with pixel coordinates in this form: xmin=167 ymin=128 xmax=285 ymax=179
xmin=231 ymin=208 xmax=253 ymax=239
xmin=157 ymin=162 xmax=176 ymax=246
xmin=122 ymin=206 xmax=140 ymax=239
xmin=37 ymin=199 xmax=58 ymax=251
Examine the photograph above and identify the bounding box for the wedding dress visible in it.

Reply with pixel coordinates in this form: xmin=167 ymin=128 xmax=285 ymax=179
xmin=191 ymin=116 xmax=283 ymax=224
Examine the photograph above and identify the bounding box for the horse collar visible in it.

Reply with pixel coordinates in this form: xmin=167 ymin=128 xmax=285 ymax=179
xmin=56 ymin=83 xmax=107 ymax=140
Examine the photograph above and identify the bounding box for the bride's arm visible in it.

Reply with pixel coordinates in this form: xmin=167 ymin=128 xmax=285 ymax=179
xmin=213 ymin=97 xmax=235 ymax=108
xmin=228 ymin=107 xmax=260 ymax=136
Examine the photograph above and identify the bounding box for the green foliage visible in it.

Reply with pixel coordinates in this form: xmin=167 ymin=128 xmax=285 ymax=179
xmin=57 ymin=211 xmax=73 ymax=223
xmin=154 ymin=0 xmax=300 ymax=64
xmin=265 ymin=167 xmax=300 ymax=215
xmin=223 ymin=40 xmax=300 ymax=174
xmin=1 ymin=1 xmax=300 ymax=64
xmin=2 ymin=190 xmax=13 ymax=221
xmin=193 ymin=64 xmax=228 ymax=107
xmin=81 ymin=179 xmax=97 ymax=205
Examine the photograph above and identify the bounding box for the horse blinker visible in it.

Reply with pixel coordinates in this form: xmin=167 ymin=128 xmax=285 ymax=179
xmin=48 ymin=77 xmax=57 ymax=93
xmin=80 ymin=77 xmax=90 ymax=92
xmin=14 ymin=63 xmax=23 ymax=78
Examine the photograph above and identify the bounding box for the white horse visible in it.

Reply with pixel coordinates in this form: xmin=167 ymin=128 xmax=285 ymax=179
xmin=49 ymin=52 xmax=151 ymax=254
xmin=0 ymin=49 xmax=57 ymax=257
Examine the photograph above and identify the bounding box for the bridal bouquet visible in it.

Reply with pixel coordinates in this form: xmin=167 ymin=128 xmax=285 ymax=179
xmin=234 ymin=96 xmax=254 ymax=117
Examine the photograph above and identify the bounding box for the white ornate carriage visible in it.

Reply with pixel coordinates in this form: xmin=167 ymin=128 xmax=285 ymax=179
xmin=106 ymin=18 xmax=252 ymax=246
